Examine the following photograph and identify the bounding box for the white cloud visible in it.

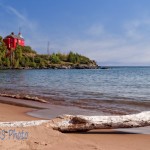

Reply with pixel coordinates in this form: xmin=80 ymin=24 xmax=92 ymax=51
xmin=51 ymin=18 xmax=150 ymax=66
xmin=6 ymin=6 xmax=37 ymax=31
xmin=124 ymin=19 xmax=150 ymax=40
xmin=86 ymin=24 xmax=105 ymax=36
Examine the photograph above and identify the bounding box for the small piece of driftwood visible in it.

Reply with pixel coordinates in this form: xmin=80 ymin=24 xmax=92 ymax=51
xmin=0 ymin=120 xmax=49 ymax=127
xmin=51 ymin=111 xmax=150 ymax=132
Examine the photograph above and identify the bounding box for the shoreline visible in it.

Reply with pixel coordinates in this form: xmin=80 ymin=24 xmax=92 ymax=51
xmin=0 ymin=95 xmax=150 ymax=131
xmin=0 ymin=90 xmax=150 ymax=116
xmin=0 ymin=96 xmax=109 ymax=119
xmin=0 ymin=93 xmax=150 ymax=118
xmin=0 ymin=100 xmax=150 ymax=150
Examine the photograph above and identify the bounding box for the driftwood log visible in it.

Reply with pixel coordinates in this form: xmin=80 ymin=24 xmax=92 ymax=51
xmin=51 ymin=111 xmax=150 ymax=132
xmin=0 ymin=112 xmax=150 ymax=133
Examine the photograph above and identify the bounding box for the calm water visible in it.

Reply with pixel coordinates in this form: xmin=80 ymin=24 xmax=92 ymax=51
xmin=0 ymin=67 xmax=150 ymax=114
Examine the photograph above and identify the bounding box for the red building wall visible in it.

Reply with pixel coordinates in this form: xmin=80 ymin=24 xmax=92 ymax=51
xmin=3 ymin=33 xmax=25 ymax=50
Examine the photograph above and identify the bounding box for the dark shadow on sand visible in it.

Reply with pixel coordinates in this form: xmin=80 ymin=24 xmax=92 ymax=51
xmin=65 ymin=130 xmax=138 ymax=134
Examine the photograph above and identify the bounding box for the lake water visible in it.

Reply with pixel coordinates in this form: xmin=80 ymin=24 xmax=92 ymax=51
xmin=0 ymin=67 xmax=150 ymax=114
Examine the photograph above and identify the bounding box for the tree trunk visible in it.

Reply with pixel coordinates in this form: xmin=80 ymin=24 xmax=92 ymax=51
xmin=51 ymin=111 xmax=150 ymax=132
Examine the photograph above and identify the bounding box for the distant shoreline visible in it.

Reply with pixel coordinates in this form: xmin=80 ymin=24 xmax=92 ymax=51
xmin=0 ymin=63 xmax=99 ymax=70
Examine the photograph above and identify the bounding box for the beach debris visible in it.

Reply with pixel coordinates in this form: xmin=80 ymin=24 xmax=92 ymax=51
xmin=0 ymin=93 xmax=47 ymax=103
xmin=23 ymin=95 xmax=47 ymax=103
xmin=51 ymin=111 xmax=150 ymax=132
xmin=0 ymin=111 xmax=150 ymax=132
xmin=0 ymin=120 xmax=49 ymax=127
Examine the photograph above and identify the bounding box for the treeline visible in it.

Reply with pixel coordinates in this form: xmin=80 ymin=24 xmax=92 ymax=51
xmin=0 ymin=36 xmax=97 ymax=69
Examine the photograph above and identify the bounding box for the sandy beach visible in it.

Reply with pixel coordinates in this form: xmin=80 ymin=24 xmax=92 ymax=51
xmin=0 ymin=98 xmax=149 ymax=150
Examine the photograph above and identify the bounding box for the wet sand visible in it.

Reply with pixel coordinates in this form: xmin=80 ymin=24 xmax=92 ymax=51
xmin=0 ymin=97 xmax=150 ymax=150
xmin=0 ymin=103 xmax=38 ymax=121
xmin=0 ymin=96 xmax=109 ymax=119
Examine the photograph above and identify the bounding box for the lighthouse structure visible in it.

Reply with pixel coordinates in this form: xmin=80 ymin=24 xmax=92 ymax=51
xmin=3 ymin=32 xmax=25 ymax=56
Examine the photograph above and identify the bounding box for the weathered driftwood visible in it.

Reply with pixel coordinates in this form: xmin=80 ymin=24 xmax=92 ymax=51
xmin=52 ymin=111 xmax=150 ymax=132
xmin=0 ymin=112 xmax=150 ymax=133
xmin=0 ymin=120 xmax=49 ymax=127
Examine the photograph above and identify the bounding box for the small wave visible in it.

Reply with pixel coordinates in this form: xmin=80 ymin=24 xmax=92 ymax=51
xmin=0 ymin=89 xmax=150 ymax=115
xmin=0 ymin=93 xmax=47 ymax=103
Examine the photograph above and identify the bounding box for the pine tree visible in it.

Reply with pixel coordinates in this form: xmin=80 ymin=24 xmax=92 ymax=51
xmin=0 ymin=36 xmax=7 ymax=67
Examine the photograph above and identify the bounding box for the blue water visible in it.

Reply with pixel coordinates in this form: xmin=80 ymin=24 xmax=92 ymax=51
xmin=0 ymin=67 xmax=150 ymax=114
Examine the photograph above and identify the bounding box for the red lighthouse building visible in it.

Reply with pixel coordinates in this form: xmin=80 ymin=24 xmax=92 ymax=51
xmin=3 ymin=32 xmax=25 ymax=56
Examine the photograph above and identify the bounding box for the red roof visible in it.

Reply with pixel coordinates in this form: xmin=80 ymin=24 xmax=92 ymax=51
xmin=4 ymin=32 xmax=24 ymax=40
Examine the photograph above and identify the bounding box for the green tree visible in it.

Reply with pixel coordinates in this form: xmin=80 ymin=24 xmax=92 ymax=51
xmin=56 ymin=52 xmax=67 ymax=61
xmin=24 ymin=57 xmax=30 ymax=67
xmin=22 ymin=46 xmax=36 ymax=54
xmin=29 ymin=62 xmax=36 ymax=68
xmin=0 ymin=36 xmax=7 ymax=67
xmin=50 ymin=53 xmax=60 ymax=64
xmin=34 ymin=56 xmax=41 ymax=64
xmin=6 ymin=58 xmax=10 ymax=68
xmin=14 ymin=59 xmax=20 ymax=68
xmin=67 ymin=52 xmax=76 ymax=63
xmin=20 ymin=56 xmax=26 ymax=67
xmin=15 ymin=45 xmax=22 ymax=61
xmin=39 ymin=61 xmax=45 ymax=68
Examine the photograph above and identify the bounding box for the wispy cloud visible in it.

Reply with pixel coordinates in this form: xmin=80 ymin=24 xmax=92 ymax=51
xmin=52 ymin=18 xmax=150 ymax=66
xmin=5 ymin=6 xmax=37 ymax=31
xmin=0 ymin=3 xmax=36 ymax=30
xmin=6 ymin=6 xmax=26 ymax=21
xmin=0 ymin=3 xmax=49 ymax=53
xmin=124 ymin=18 xmax=150 ymax=40
xmin=86 ymin=24 xmax=105 ymax=36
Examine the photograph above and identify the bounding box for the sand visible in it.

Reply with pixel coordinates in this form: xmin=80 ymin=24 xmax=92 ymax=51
xmin=0 ymin=103 xmax=37 ymax=121
xmin=0 ymin=103 xmax=150 ymax=150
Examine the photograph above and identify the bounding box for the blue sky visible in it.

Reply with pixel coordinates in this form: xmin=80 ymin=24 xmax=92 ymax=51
xmin=0 ymin=0 xmax=150 ymax=65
